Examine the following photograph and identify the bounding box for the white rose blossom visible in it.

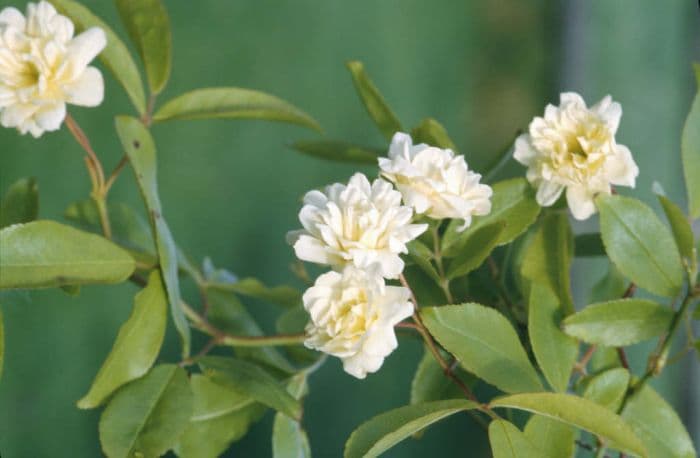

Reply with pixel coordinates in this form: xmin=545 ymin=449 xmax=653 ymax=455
xmin=303 ymin=266 xmax=413 ymax=379
xmin=379 ymin=132 xmax=493 ymax=232
xmin=0 ymin=1 xmax=106 ymax=137
xmin=514 ymin=92 xmax=639 ymax=220
xmin=288 ymin=172 xmax=428 ymax=279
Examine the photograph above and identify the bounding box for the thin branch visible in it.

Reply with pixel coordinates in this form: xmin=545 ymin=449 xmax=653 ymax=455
xmin=573 ymin=345 xmax=597 ymax=376
xmin=617 ymin=348 xmax=630 ymax=370
xmin=104 ymin=155 xmax=129 ymax=193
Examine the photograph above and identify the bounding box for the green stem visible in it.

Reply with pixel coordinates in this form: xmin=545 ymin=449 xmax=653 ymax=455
xmin=430 ymin=224 xmax=454 ymax=303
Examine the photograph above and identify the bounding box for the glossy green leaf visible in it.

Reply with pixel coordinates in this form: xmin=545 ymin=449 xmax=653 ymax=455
xmin=421 ymin=304 xmax=542 ymax=393
xmin=77 ymin=271 xmax=167 ymax=409
xmin=346 ymin=60 xmax=402 ymax=140
xmin=0 ymin=221 xmax=134 ymax=289
xmin=521 ymin=212 xmax=574 ymax=314
xmin=597 ymin=194 xmax=683 ymax=297
xmin=272 ymin=374 xmax=311 ymax=458
xmin=491 ymin=393 xmax=647 ymax=457
xmin=208 ymin=277 xmax=301 ymax=308
xmin=528 ymin=284 xmax=578 ymax=392
xmin=443 ymin=178 xmax=540 ymax=254
xmin=410 ymin=118 xmax=457 ymax=150
xmin=682 ymin=65 xmax=700 ymax=218
xmin=99 ymin=364 xmax=193 ymax=458
xmin=174 ymin=374 xmax=262 ymax=458
xmin=292 ymin=140 xmax=381 ymax=164
xmin=574 ymin=232 xmax=605 ymax=257
xmin=153 ymin=88 xmax=321 ymax=131
xmin=622 ymin=384 xmax=696 ymax=458
xmin=115 ymin=116 xmax=190 ymax=357
xmin=563 ymin=299 xmax=674 ymax=346
xmin=0 ymin=177 xmax=38 ymax=228
xmin=446 ymin=221 xmax=505 ymax=279
xmin=344 ymin=400 xmax=479 ymax=458
xmin=523 ymin=415 xmax=575 ymax=458
xmin=488 ymin=420 xmax=543 ymax=458
xmin=656 ymin=194 xmax=696 ymax=270
xmin=589 ymin=263 xmax=628 ymax=303
xmin=115 ymin=0 xmax=171 ymax=94
xmin=410 ymin=348 xmax=474 ymax=405
xmin=52 ymin=0 xmax=146 ymax=113
xmin=199 ymin=356 xmax=301 ymax=420
xmin=582 ymin=367 xmax=629 ymax=412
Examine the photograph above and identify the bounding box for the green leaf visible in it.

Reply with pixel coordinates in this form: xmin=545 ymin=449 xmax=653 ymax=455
xmin=589 ymin=263 xmax=628 ymax=303
xmin=346 ymin=60 xmax=402 ymax=140
xmin=527 ymin=284 xmax=578 ymax=392
xmin=410 ymin=348 xmax=474 ymax=405
xmin=153 ymin=87 xmax=321 ymax=131
xmin=443 ymin=178 xmax=540 ymax=254
xmin=115 ymin=0 xmax=171 ymax=94
xmin=582 ymin=367 xmax=630 ymax=412
xmin=622 ymin=384 xmax=696 ymax=458
xmin=174 ymin=374 xmax=262 ymax=458
xmin=656 ymin=194 xmax=696 ymax=269
xmin=407 ymin=245 xmax=442 ymax=286
xmin=574 ymin=232 xmax=606 ymax=257
xmin=292 ymin=140 xmax=381 ymax=164
xmin=52 ymin=0 xmax=146 ymax=113
xmin=523 ymin=415 xmax=575 ymax=458
xmin=344 ymin=399 xmax=479 ymax=458
xmin=199 ymin=356 xmax=301 ymax=420
xmin=490 ymin=393 xmax=647 ymax=457
xmin=77 ymin=271 xmax=167 ymax=409
xmin=682 ymin=65 xmax=700 ymax=218
xmin=563 ymin=299 xmax=674 ymax=346
xmin=521 ymin=212 xmax=574 ymax=314
xmin=410 ymin=118 xmax=457 ymax=150
xmin=488 ymin=420 xmax=543 ymax=458
xmin=0 ymin=177 xmax=38 ymax=228
xmin=272 ymin=374 xmax=311 ymax=458
xmin=115 ymin=115 xmax=190 ymax=357
xmin=0 ymin=220 xmax=134 ymax=289
xmin=99 ymin=364 xmax=193 ymax=458
xmin=596 ymin=194 xmax=683 ymax=297
xmin=208 ymin=277 xmax=301 ymax=308
xmin=421 ymin=304 xmax=542 ymax=393
xmin=446 ymin=221 xmax=506 ymax=279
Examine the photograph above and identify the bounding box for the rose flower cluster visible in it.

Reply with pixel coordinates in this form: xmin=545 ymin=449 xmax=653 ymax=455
xmin=289 ymin=93 xmax=638 ymax=378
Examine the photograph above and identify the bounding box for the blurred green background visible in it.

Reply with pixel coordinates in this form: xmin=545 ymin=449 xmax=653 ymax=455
xmin=1 ymin=0 xmax=699 ymax=456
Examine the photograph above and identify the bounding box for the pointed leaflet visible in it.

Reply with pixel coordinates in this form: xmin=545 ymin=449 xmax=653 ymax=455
xmin=523 ymin=415 xmax=575 ymax=458
xmin=153 ymin=88 xmax=321 ymax=131
xmin=208 ymin=277 xmax=301 ymax=308
xmin=52 ymin=0 xmax=146 ymax=113
xmin=488 ymin=420 xmax=543 ymax=458
xmin=115 ymin=116 xmax=190 ymax=357
xmin=0 ymin=177 xmax=38 ymax=228
xmin=563 ymin=299 xmax=674 ymax=346
xmin=442 ymin=178 xmax=540 ymax=254
xmin=0 ymin=221 xmax=134 ymax=289
xmin=596 ymin=194 xmax=683 ymax=297
xmin=346 ymin=61 xmax=402 ymax=140
xmin=445 ymin=221 xmax=506 ymax=279
xmin=682 ymin=63 xmax=700 ymax=218
xmin=582 ymin=367 xmax=630 ymax=412
xmin=622 ymin=384 xmax=696 ymax=458
xmin=527 ymin=284 xmax=578 ymax=392
xmin=115 ymin=0 xmax=171 ymax=94
xmin=292 ymin=140 xmax=381 ymax=164
xmin=656 ymin=194 xmax=697 ymax=280
xmin=420 ymin=304 xmax=542 ymax=393
xmin=521 ymin=211 xmax=574 ymax=314
xmin=344 ymin=400 xmax=479 ymax=458
xmin=410 ymin=118 xmax=457 ymax=150
xmin=99 ymin=365 xmax=193 ymax=458
xmin=490 ymin=393 xmax=647 ymax=457
xmin=589 ymin=263 xmax=628 ymax=303
xmin=78 ymin=271 xmax=167 ymax=409
xmin=199 ymin=356 xmax=301 ymax=420
xmin=272 ymin=374 xmax=311 ymax=458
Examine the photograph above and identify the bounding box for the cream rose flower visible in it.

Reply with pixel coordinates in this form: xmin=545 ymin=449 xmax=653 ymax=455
xmin=288 ymin=172 xmax=427 ymax=279
xmin=514 ymin=92 xmax=639 ymax=220
xmin=0 ymin=1 xmax=106 ymax=137
xmin=379 ymin=132 xmax=492 ymax=232
xmin=303 ymin=266 xmax=413 ymax=379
